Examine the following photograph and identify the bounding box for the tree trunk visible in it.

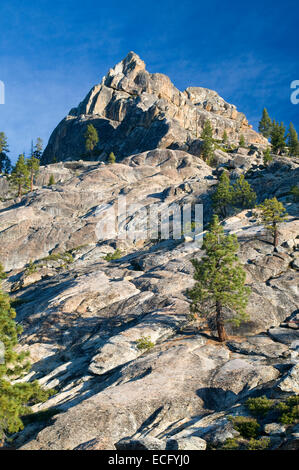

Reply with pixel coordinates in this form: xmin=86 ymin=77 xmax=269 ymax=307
xmin=216 ymin=301 xmax=228 ymax=342
xmin=18 ymin=183 xmax=22 ymax=198
xmin=30 ymin=172 xmax=33 ymax=192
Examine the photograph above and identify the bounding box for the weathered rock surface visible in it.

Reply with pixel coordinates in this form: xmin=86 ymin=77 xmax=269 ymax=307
xmin=41 ymin=52 xmax=267 ymax=164
xmin=0 ymin=148 xmax=298 ymax=450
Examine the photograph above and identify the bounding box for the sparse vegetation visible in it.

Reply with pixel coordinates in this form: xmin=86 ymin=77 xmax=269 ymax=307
xmin=290 ymin=185 xmax=299 ymax=202
xmin=136 ymin=336 xmax=155 ymax=351
xmin=229 ymin=416 xmax=260 ymax=439
xmin=0 ymin=262 xmax=7 ymax=280
xmin=256 ymin=197 xmax=288 ymax=247
xmin=246 ymin=396 xmax=274 ymax=418
xmin=104 ymin=249 xmax=122 ymax=261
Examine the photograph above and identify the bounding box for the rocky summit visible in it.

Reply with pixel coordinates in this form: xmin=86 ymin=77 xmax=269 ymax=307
xmin=42 ymin=52 xmax=267 ymax=164
xmin=0 ymin=53 xmax=298 ymax=451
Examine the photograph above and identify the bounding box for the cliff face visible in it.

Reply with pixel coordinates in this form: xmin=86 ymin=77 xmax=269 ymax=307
xmin=42 ymin=52 xmax=267 ymax=164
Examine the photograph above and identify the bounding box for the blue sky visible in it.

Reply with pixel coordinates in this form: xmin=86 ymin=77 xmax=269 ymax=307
xmin=0 ymin=0 xmax=298 ymax=163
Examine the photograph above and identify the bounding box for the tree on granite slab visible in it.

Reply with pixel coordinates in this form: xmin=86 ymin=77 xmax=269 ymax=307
xmin=108 ymin=152 xmax=116 ymax=164
xmin=258 ymin=108 xmax=272 ymax=139
xmin=85 ymin=124 xmax=99 ymax=158
xmin=200 ymin=120 xmax=214 ymax=164
xmin=271 ymin=121 xmax=286 ymax=155
xmin=287 ymin=123 xmax=299 ymax=157
xmin=256 ymin=197 xmax=288 ymax=247
xmin=232 ymin=174 xmax=257 ymax=209
xmin=27 ymin=152 xmax=40 ymax=192
xmin=0 ymin=288 xmax=53 ymax=444
xmin=187 ymin=215 xmax=250 ymax=342
xmin=0 ymin=132 xmax=12 ymax=174
xmin=212 ymin=171 xmax=232 ymax=219
xmin=9 ymin=154 xmax=30 ymax=197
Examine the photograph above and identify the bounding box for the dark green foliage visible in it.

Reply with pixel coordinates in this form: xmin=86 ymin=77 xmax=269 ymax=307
xmin=270 ymin=121 xmax=286 ymax=155
xmin=48 ymin=174 xmax=55 ymax=186
xmin=258 ymin=108 xmax=272 ymax=139
xmin=246 ymin=396 xmax=274 ymax=418
xmin=0 ymin=289 xmax=53 ymax=440
xmin=0 ymin=263 xmax=7 ymax=280
xmin=212 ymin=171 xmax=232 ymax=218
xmin=0 ymin=132 xmax=12 ymax=174
xmin=276 ymin=396 xmax=299 ymax=425
xmin=263 ymin=147 xmax=273 ymax=165
xmin=85 ymin=124 xmax=99 ymax=156
xmin=136 ymin=336 xmax=155 ymax=351
xmin=24 ymin=261 xmax=37 ymax=276
xmin=229 ymin=416 xmax=260 ymax=439
xmin=187 ymin=216 xmax=250 ymax=342
xmin=239 ymin=134 xmax=246 ymax=147
xmin=247 ymin=438 xmax=270 ymax=450
xmin=232 ymin=175 xmax=256 ymax=209
xmin=200 ymin=120 xmax=214 ymax=163
xmin=108 ymin=152 xmax=116 ymax=164
xmin=32 ymin=138 xmax=43 ymax=160
xmin=287 ymin=123 xmax=299 ymax=156
xmin=27 ymin=148 xmax=40 ymax=192
xmin=222 ymin=130 xmax=228 ymax=145
xmin=290 ymin=185 xmax=299 ymax=202
xmin=256 ymin=197 xmax=288 ymax=247
xmin=10 ymin=154 xmax=30 ymax=197
xmin=104 ymin=249 xmax=122 ymax=261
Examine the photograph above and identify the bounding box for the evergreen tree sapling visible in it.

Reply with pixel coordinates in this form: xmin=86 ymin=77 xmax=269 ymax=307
xmin=232 ymin=175 xmax=256 ymax=209
xmin=287 ymin=123 xmax=299 ymax=157
xmin=256 ymin=198 xmax=288 ymax=247
xmin=200 ymin=120 xmax=214 ymax=163
xmin=48 ymin=175 xmax=55 ymax=186
xmin=27 ymin=152 xmax=40 ymax=192
xmin=0 ymin=288 xmax=53 ymax=441
xmin=271 ymin=121 xmax=286 ymax=155
xmin=263 ymin=148 xmax=273 ymax=166
xmin=10 ymin=154 xmax=30 ymax=197
xmin=108 ymin=152 xmax=116 ymax=164
xmin=0 ymin=132 xmax=12 ymax=174
xmin=239 ymin=134 xmax=246 ymax=148
xmin=85 ymin=124 xmax=99 ymax=157
xmin=212 ymin=171 xmax=232 ymax=218
xmin=188 ymin=216 xmax=250 ymax=342
xmin=258 ymin=108 xmax=272 ymax=139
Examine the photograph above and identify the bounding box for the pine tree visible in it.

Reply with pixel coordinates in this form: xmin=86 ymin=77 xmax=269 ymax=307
xmin=48 ymin=175 xmax=55 ymax=186
xmin=33 ymin=138 xmax=43 ymax=160
xmin=287 ymin=123 xmax=299 ymax=157
xmin=222 ymin=130 xmax=228 ymax=146
xmin=108 ymin=152 xmax=116 ymax=164
xmin=0 ymin=288 xmax=53 ymax=441
xmin=27 ymin=151 xmax=40 ymax=192
xmin=239 ymin=134 xmax=246 ymax=148
xmin=212 ymin=171 xmax=232 ymax=219
xmin=256 ymin=197 xmax=288 ymax=247
xmin=0 ymin=263 xmax=7 ymax=280
xmin=290 ymin=186 xmax=299 ymax=202
xmin=85 ymin=124 xmax=99 ymax=157
xmin=263 ymin=147 xmax=273 ymax=166
xmin=188 ymin=215 xmax=250 ymax=342
xmin=0 ymin=132 xmax=12 ymax=174
xmin=271 ymin=121 xmax=286 ymax=155
xmin=10 ymin=154 xmax=30 ymax=197
xmin=258 ymin=108 xmax=272 ymax=139
xmin=200 ymin=120 xmax=214 ymax=163
xmin=232 ymin=175 xmax=257 ymax=209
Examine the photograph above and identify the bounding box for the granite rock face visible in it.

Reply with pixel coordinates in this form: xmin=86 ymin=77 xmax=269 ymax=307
xmin=1 ymin=148 xmax=298 ymax=450
xmin=41 ymin=52 xmax=267 ymax=164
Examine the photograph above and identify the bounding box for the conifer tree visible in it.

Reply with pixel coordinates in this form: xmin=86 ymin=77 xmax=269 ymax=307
xmin=263 ymin=147 xmax=273 ymax=166
xmin=239 ymin=134 xmax=246 ymax=147
xmin=271 ymin=121 xmax=286 ymax=155
xmin=200 ymin=120 xmax=214 ymax=163
xmin=258 ymin=108 xmax=272 ymax=139
xmin=0 ymin=132 xmax=12 ymax=174
xmin=188 ymin=215 xmax=250 ymax=342
xmin=287 ymin=123 xmax=299 ymax=157
xmin=33 ymin=138 xmax=43 ymax=160
xmin=290 ymin=185 xmax=299 ymax=202
xmin=10 ymin=154 xmax=30 ymax=197
xmin=85 ymin=124 xmax=99 ymax=157
xmin=108 ymin=152 xmax=116 ymax=164
xmin=256 ymin=197 xmax=287 ymax=247
xmin=222 ymin=130 xmax=228 ymax=146
xmin=212 ymin=171 xmax=232 ymax=218
xmin=0 ymin=288 xmax=52 ymax=441
xmin=27 ymin=151 xmax=40 ymax=192
xmin=0 ymin=263 xmax=7 ymax=280
xmin=232 ymin=175 xmax=257 ymax=209
xmin=48 ymin=175 xmax=55 ymax=186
